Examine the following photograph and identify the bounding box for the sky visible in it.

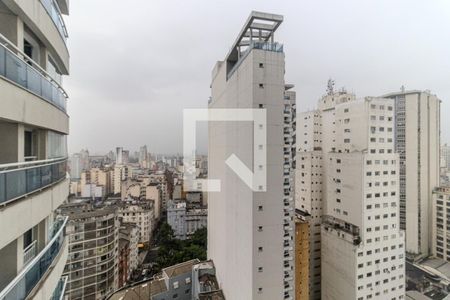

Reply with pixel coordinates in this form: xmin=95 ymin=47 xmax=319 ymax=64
xmin=65 ymin=0 xmax=450 ymax=155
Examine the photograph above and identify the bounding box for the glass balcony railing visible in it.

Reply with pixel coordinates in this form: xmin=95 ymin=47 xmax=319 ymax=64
xmin=0 ymin=216 xmax=68 ymax=300
xmin=40 ymin=0 xmax=68 ymax=43
xmin=50 ymin=276 xmax=68 ymax=300
xmin=0 ymin=158 xmax=67 ymax=206
xmin=0 ymin=34 xmax=68 ymax=112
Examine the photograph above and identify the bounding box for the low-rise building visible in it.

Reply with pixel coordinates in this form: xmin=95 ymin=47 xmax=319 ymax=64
xmin=432 ymin=187 xmax=450 ymax=260
xmin=108 ymin=259 xmax=224 ymax=300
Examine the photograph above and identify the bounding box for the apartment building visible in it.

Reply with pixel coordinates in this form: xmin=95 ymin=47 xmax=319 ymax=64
xmin=81 ymin=167 xmax=112 ymax=195
xmin=167 ymin=200 xmax=207 ymax=240
xmin=117 ymin=201 xmax=154 ymax=244
xmin=312 ymin=95 xmax=405 ymax=300
xmin=60 ymin=203 xmax=119 ymax=300
xmin=208 ymin=11 xmax=295 ymax=299
xmin=383 ymin=90 xmax=440 ymax=257
xmin=431 ymin=187 xmax=450 ymax=260
xmin=0 ymin=0 xmax=70 ymax=299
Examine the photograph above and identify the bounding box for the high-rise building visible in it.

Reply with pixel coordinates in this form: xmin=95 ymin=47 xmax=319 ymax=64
xmin=115 ymin=147 xmax=123 ymax=165
xmin=139 ymin=145 xmax=148 ymax=168
xmin=297 ymin=88 xmax=406 ymax=299
xmin=321 ymin=96 xmax=406 ymax=300
xmin=383 ymin=90 xmax=440 ymax=256
xmin=60 ymin=203 xmax=119 ymax=299
xmin=208 ymin=11 xmax=296 ymax=299
xmin=441 ymin=144 xmax=450 ymax=170
xmin=0 ymin=0 xmax=70 ymax=299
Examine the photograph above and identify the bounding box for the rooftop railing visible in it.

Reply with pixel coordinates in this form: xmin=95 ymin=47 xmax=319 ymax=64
xmin=0 ymin=157 xmax=67 ymax=206
xmin=227 ymin=41 xmax=283 ymax=80
xmin=0 ymin=34 xmax=68 ymax=112
xmin=0 ymin=216 xmax=68 ymax=300
xmin=40 ymin=0 xmax=68 ymax=42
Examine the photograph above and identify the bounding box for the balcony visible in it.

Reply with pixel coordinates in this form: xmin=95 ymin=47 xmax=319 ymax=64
xmin=0 ymin=34 xmax=68 ymax=112
xmin=0 ymin=158 xmax=67 ymax=206
xmin=0 ymin=216 xmax=68 ymax=300
xmin=50 ymin=276 xmax=68 ymax=300
xmin=40 ymin=0 xmax=68 ymax=43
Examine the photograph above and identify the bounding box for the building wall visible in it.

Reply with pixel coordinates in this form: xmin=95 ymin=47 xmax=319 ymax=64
xmin=295 ymin=220 xmax=309 ymax=300
xmin=209 ymin=47 xmax=286 ymax=299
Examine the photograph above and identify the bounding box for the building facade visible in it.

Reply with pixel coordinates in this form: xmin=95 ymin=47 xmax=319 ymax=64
xmin=208 ymin=11 xmax=295 ymax=300
xmin=0 ymin=0 xmax=70 ymax=299
xmin=60 ymin=204 xmax=119 ymax=300
xmin=431 ymin=187 xmax=450 ymax=260
xmin=167 ymin=200 xmax=207 ymax=240
xmin=295 ymin=211 xmax=310 ymax=300
xmin=383 ymin=90 xmax=440 ymax=256
xmin=118 ymin=201 xmax=154 ymax=244
xmin=320 ymin=96 xmax=405 ymax=300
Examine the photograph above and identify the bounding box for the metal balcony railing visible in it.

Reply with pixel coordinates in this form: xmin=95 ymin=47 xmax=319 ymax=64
xmin=0 ymin=216 xmax=68 ymax=300
xmin=40 ymin=0 xmax=68 ymax=42
xmin=23 ymin=240 xmax=38 ymax=266
xmin=0 ymin=34 xmax=68 ymax=112
xmin=0 ymin=158 xmax=67 ymax=206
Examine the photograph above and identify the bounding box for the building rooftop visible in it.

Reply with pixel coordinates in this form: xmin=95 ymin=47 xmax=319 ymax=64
xmin=163 ymin=259 xmax=200 ymax=278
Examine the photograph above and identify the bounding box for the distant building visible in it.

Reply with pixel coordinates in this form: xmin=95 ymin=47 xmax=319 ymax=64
xmin=118 ymin=201 xmax=154 ymax=244
xmin=167 ymin=200 xmax=207 ymax=240
xmin=120 ymin=223 xmax=140 ymax=279
xmin=60 ymin=202 xmax=119 ymax=299
xmin=383 ymin=90 xmax=440 ymax=256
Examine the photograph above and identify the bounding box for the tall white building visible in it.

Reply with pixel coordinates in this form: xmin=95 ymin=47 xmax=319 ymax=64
xmin=383 ymin=90 xmax=440 ymax=256
xmin=0 ymin=0 xmax=70 ymax=299
xmin=116 ymin=147 xmax=123 ymax=165
xmin=297 ymin=89 xmax=405 ymax=300
xmin=208 ymin=11 xmax=296 ymax=300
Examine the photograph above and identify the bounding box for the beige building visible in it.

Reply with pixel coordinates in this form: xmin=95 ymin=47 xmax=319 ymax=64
xmin=383 ymin=90 xmax=441 ymax=256
xmin=295 ymin=211 xmax=310 ymax=300
xmin=0 ymin=0 xmax=70 ymax=299
xmin=80 ymin=167 xmax=112 ymax=196
xmin=431 ymin=187 xmax=450 ymax=260
xmin=60 ymin=203 xmax=119 ymax=299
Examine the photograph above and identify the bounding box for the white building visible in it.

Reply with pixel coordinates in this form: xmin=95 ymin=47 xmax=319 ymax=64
xmin=322 ymin=96 xmax=405 ymax=300
xmin=208 ymin=11 xmax=295 ymax=300
xmin=0 ymin=0 xmax=70 ymax=299
xmin=383 ymin=90 xmax=440 ymax=256
xmin=118 ymin=202 xmax=154 ymax=244
xmin=167 ymin=200 xmax=207 ymax=240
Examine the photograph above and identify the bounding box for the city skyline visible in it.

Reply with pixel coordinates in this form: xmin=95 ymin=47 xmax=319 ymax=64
xmin=66 ymin=0 xmax=450 ymax=154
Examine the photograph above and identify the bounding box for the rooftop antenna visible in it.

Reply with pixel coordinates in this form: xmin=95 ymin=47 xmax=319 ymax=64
xmin=327 ymin=78 xmax=335 ymax=95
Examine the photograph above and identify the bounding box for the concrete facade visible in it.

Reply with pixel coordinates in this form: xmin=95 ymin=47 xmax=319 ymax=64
xmin=208 ymin=11 xmax=294 ymax=300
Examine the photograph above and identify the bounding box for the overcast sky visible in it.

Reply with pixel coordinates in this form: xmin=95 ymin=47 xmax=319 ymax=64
xmin=65 ymin=0 xmax=450 ymax=155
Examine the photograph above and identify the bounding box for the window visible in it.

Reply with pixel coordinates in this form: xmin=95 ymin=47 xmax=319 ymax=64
xmin=258 ymin=267 xmax=263 ymax=272
xmin=259 ymin=83 xmax=264 ymax=88
xmin=259 ymin=63 xmax=264 ymax=68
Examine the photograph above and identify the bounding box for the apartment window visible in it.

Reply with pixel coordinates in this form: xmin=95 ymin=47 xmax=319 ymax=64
xmin=259 ymin=63 xmax=264 ymax=68
xmin=258 ymin=247 xmax=263 ymax=252
xmin=258 ymin=267 xmax=263 ymax=272
xmin=258 ymin=205 xmax=263 ymax=211
xmin=259 ymin=83 xmax=264 ymax=88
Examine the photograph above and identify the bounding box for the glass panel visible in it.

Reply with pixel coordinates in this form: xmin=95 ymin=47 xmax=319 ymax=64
xmin=41 ymin=78 xmax=52 ymax=102
xmin=47 ymin=132 xmax=67 ymax=159
xmin=0 ymin=46 xmax=5 ymax=76
xmin=5 ymin=52 xmax=27 ymax=87
xmin=6 ymin=169 xmax=26 ymax=200
xmin=0 ymin=173 xmax=5 ymax=203
xmin=26 ymin=167 xmax=41 ymax=192
xmin=40 ymin=165 xmax=52 ymax=186
xmin=26 ymin=65 xmax=41 ymax=96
